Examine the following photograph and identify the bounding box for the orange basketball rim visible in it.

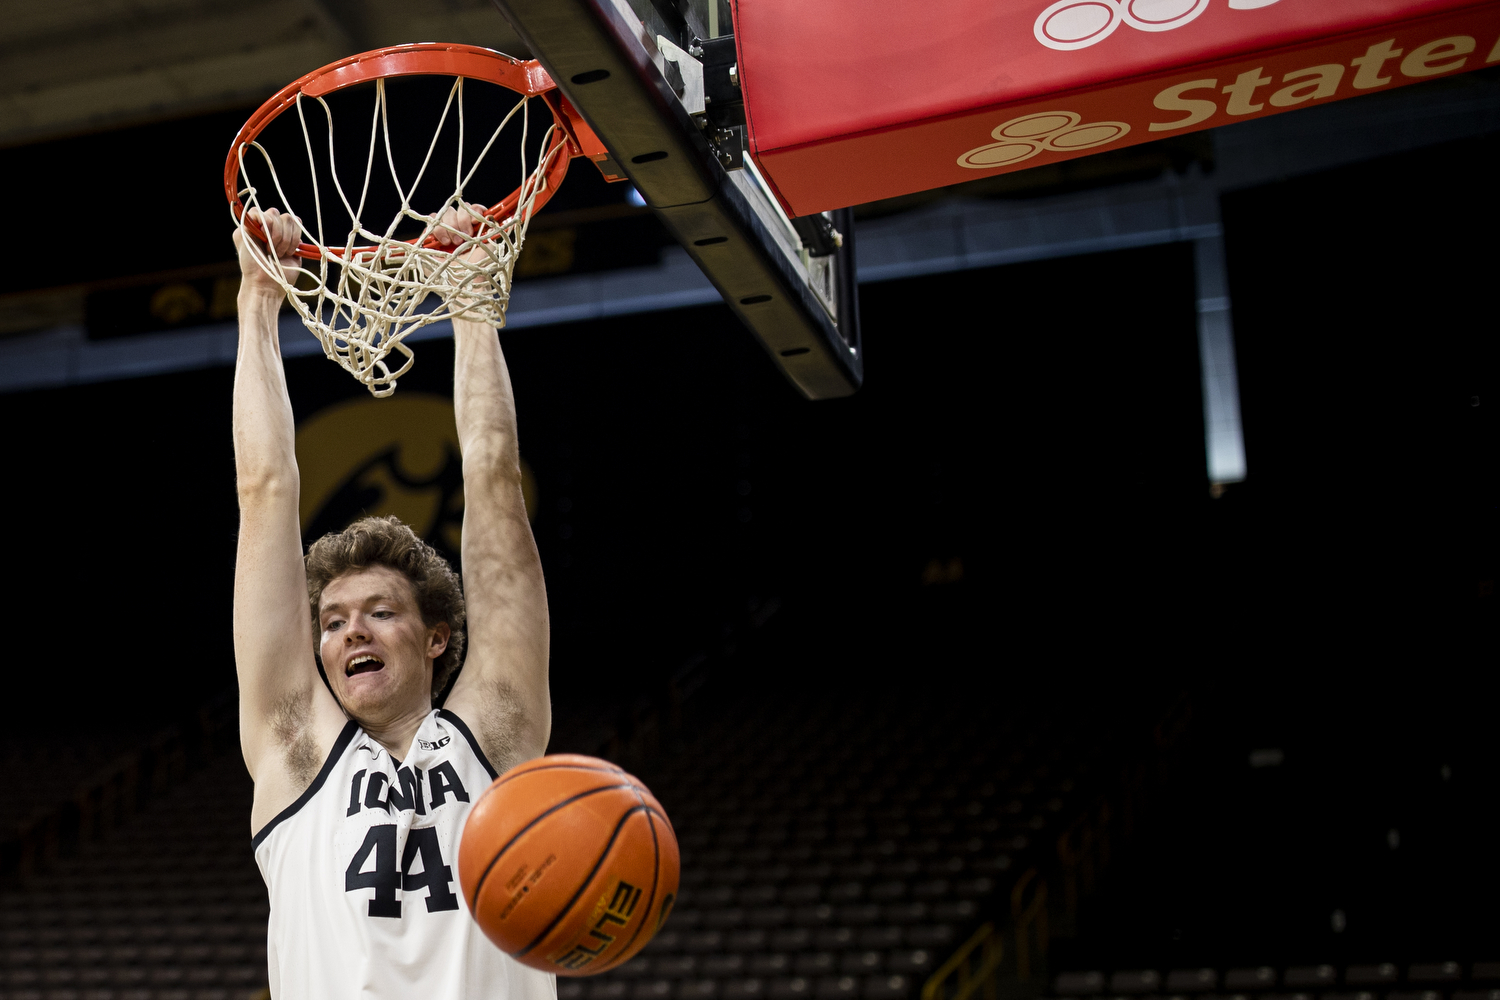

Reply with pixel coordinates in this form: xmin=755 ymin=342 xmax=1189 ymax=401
xmin=223 ymin=42 xmax=610 ymax=261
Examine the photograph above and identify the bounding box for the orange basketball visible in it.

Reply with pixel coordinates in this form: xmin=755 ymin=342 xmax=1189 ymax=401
xmin=459 ymin=754 xmax=679 ymax=976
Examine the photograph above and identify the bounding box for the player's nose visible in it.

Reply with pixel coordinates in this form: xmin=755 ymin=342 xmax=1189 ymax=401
xmin=343 ymin=614 xmax=371 ymax=641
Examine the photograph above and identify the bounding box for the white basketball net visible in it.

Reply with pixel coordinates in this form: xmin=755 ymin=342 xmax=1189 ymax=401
xmin=233 ymin=76 xmax=562 ymax=396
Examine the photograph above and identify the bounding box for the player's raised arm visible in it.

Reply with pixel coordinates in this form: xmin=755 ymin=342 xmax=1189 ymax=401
xmin=232 ymin=209 xmax=346 ymax=825
xmin=441 ymin=208 xmax=551 ymax=774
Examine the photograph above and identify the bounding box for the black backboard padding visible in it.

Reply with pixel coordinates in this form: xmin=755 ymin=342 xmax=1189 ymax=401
xmin=488 ymin=0 xmax=862 ymax=398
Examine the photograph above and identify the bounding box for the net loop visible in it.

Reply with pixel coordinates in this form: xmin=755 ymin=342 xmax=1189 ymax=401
xmin=233 ymin=71 xmax=567 ymax=396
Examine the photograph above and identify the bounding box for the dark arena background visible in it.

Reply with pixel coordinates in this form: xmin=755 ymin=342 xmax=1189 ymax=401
xmin=0 ymin=6 xmax=1496 ymax=1000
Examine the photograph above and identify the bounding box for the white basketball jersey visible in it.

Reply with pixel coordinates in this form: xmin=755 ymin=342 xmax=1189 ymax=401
xmin=253 ymin=709 xmax=557 ymax=1000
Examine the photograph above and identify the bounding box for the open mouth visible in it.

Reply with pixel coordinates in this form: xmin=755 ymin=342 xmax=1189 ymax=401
xmin=346 ymin=654 xmax=385 ymax=676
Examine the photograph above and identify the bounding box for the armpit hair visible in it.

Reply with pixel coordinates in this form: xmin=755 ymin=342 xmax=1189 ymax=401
xmin=477 ymin=678 xmax=530 ymax=777
xmin=270 ymin=688 xmax=322 ymax=790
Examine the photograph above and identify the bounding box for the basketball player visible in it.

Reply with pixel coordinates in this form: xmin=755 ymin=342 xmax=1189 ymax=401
xmin=232 ymin=206 xmax=555 ymax=999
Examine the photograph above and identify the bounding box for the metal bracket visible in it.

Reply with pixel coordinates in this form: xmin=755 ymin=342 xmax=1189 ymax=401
xmin=709 ymin=125 xmax=746 ymax=170
xmin=791 ymin=213 xmax=841 ymax=257
xmin=488 ymin=0 xmax=862 ymax=398
xmin=655 ymin=34 xmax=704 ymax=113
xmin=700 ymin=36 xmax=743 ymax=127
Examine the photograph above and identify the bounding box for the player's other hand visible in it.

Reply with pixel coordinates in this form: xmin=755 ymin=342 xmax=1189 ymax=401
xmin=433 ymin=202 xmax=497 ymax=311
xmin=234 ymin=207 xmax=302 ymax=299
xmin=431 ymin=201 xmax=489 ymax=251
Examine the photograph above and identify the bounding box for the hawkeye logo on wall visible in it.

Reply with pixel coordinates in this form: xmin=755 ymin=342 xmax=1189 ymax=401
xmin=1035 ymin=0 xmax=1281 ymax=51
xmin=295 ymin=393 xmax=537 ymax=555
xmin=958 ymin=111 xmax=1130 ymax=169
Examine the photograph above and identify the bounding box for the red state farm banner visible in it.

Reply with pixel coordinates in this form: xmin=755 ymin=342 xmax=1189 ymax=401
xmin=734 ymin=0 xmax=1500 ymax=216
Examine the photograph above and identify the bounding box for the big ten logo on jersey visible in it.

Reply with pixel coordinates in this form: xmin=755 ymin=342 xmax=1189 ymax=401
xmin=552 ymin=881 xmax=645 ymax=972
xmin=342 ymin=763 xmax=469 ymax=918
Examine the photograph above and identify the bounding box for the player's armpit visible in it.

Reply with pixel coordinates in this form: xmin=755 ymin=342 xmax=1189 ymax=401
xmin=233 ymin=487 xmax=347 ymax=813
xmin=232 ymin=226 xmax=347 ymax=823
xmin=268 ymin=685 xmax=328 ymax=787
xmin=467 ymin=677 xmax=539 ymax=777
xmin=442 ymin=318 xmax=551 ymax=770
xmin=443 ymin=469 xmax=551 ymax=771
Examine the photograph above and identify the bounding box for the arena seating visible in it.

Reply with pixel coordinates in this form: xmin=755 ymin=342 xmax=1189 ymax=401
xmin=2 ymin=731 xmax=151 ymax=861
xmin=556 ymin=690 xmax=1148 ymax=1000
xmin=1049 ymin=962 xmax=1500 ymax=1000
xmin=0 ymin=689 xmax=645 ymax=1000
xmin=0 ymin=677 xmax=1154 ymax=1000
xmin=2 ymin=692 xmax=238 ymax=877
xmin=0 ymin=751 xmax=268 ymax=1000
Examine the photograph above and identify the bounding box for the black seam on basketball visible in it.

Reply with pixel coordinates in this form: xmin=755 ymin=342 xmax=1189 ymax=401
xmin=594 ymin=785 xmax=656 ymax=970
xmin=251 ymin=720 xmax=359 ymax=850
xmin=468 ymin=782 xmax=636 ymax=909
xmin=515 ymin=803 xmax=651 ymax=958
xmin=435 ymin=709 xmax=498 ymax=780
xmin=604 ymin=794 xmax=660 ymax=968
xmin=469 ymin=766 xmax=633 ymax=828
xmin=484 ymin=760 xmax=626 ymax=792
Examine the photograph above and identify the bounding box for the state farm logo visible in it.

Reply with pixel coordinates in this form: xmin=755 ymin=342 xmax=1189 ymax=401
xmin=958 ymin=111 xmax=1131 ymax=169
xmin=1035 ymin=0 xmax=1281 ymax=51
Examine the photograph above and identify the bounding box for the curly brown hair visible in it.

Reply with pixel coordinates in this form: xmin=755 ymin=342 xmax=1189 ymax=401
xmin=305 ymin=515 xmax=466 ymax=703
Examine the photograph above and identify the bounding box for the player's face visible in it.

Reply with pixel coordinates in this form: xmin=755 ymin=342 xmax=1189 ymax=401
xmin=318 ymin=566 xmax=448 ymax=721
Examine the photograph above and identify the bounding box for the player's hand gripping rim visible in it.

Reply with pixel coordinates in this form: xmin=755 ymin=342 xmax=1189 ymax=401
xmin=429 ymin=201 xmax=503 ymax=313
xmin=234 ymin=207 xmax=303 ymax=302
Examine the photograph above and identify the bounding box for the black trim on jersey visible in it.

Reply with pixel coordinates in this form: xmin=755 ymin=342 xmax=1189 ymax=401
xmin=436 ymin=709 xmax=498 ymax=781
xmin=251 ymin=720 xmax=360 ymax=851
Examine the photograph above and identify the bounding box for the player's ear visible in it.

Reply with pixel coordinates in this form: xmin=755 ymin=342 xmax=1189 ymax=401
xmin=428 ymin=622 xmax=451 ymax=660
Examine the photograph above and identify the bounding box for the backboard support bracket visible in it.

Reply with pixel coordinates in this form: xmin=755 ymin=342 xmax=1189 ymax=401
xmin=489 ymin=0 xmax=863 ymax=399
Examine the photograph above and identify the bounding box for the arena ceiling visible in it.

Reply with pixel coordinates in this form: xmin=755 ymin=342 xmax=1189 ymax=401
xmin=0 ymin=0 xmax=529 ymax=148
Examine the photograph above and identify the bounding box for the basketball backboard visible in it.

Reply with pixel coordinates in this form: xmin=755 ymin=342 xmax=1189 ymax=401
xmin=487 ymin=0 xmax=862 ymax=400
xmin=731 ymin=0 xmax=1500 ymax=215
xmin=489 ymin=0 xmax=1500 ymax=407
